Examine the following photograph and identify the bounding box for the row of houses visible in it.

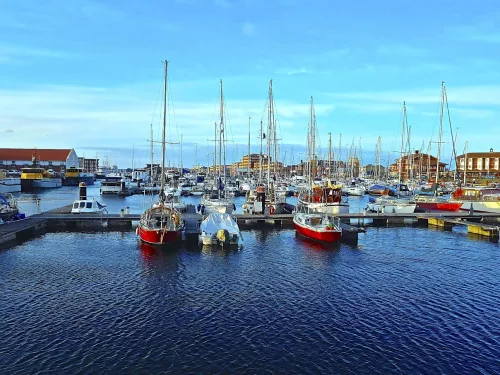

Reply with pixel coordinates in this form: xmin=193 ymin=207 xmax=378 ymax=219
xmin=0 ymin=148 xmax=100 ymax=173
xmin=390 ymin=149 xmax=500 ymax=179
xmin=2 ymin=147 xmax=498 ymax=178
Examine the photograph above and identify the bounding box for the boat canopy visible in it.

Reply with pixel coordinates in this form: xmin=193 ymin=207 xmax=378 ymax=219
xmin=200 ymin=213 xmax=240 ymax=236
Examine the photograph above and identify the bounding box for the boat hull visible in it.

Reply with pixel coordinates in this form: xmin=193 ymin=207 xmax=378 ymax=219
xmin=62 ymin=176 xmax=95 ymax=186
xmin=301 ymin=202 xmax=349 ymax=214
xmin=138 ymin=226 xmax=181 ymax=245
xmin=21 ymin=178 xmax=62 ymax=191
xmin=458 ymin=201 xmax=500 ymax=214
xmin=201 ymin=203 xmax=234 ymax=215
xmin=366 ymin=202 xmax=416 ymax=214
xmin=294 ymin=221 xmax=341 ymax=243
xmin=343 ymin=187 xmax=364 ymax=196
xmin=0 ymin=179 xmax=21 ymax=193
xmin=416 ymin=201 xmax=462 ymax=212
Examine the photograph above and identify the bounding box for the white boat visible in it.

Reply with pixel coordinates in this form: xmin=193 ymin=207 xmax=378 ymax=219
xmin=71 ymin=198 xmax=107 ymax=214
xmin=452 ymin=187 xmax=500 ymax=213
xmin=165 ymin=188 xmax=187 ymax=212
xmin=199 ymin=213 xmax=242 ymax=247
xmin=33 ymin=178 xmax=62 ymax=188
xmin=0 ymin=177 xmax=21 ymax=194
xmin=366 ymin=196 xmax=416 ymax=214
xmin=143 ymin=184 xmax=161 ymax=194
xmin=342 ymin=185 xmax=364 ymax=196
xmin=100 ymin=175 xmax=125 ymax=194
xmin=190 ymin=185 xmax=205 ymax=196
xmin=200 ymin=194 xmax=234 ymax=214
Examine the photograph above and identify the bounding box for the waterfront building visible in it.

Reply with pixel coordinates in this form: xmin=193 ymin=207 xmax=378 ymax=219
xmin=389 ymin=151 xmax=447 ymax=180
xmin=456 ymin=149 xmax=500 ymax=178
xmin=78 ymin=157 xmax=99 ymax=173
xmin=362 ymin=164 xmax=387 ymax=178
xmin=0 ymin=148 xmax=79 ymax=173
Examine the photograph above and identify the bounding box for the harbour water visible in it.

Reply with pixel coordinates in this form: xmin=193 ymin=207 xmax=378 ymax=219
xmin=1 ymin=186 xmax=499 ymax=373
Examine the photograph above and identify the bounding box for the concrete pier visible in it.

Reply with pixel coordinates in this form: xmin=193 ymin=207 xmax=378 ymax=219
xmin=1 ymin=205 xmax=499 ymax=249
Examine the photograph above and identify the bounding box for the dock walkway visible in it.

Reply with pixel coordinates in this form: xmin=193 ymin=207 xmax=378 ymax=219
xmin=2 ymin=204 xmax=500 ymax=248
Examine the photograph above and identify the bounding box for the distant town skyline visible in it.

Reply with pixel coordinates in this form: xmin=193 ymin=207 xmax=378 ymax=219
xmin=2 ymin=0 xmax=499 ymax=168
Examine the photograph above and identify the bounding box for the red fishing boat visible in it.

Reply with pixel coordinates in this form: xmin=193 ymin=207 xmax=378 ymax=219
xmin=293 ymin=213 xmax=342 ymax=243
xmin=137 ymin=60 xmax=184 ymax=246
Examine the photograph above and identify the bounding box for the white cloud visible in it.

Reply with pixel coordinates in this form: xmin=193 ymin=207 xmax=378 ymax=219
xmin=0 ymin=83 xmax=334 ymax=150
xmin=0 ymin=44 xmax=72 ymax=63
xmin=326 ymin=85 xmax=500 ymax=106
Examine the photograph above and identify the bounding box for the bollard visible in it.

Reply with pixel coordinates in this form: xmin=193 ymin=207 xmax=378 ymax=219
xmin=126 ymin=207 xmax=130 ymax=215
xmin=120 ymin=209 xmax=124 ymax=217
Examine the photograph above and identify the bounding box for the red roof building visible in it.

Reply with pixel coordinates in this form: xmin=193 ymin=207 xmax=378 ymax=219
xmin=0 ymin=148 xmax=79 ymax=172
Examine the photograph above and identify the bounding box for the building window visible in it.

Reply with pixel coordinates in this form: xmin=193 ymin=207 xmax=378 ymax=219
xmin=11 ymin=161 xmax=15 ymax=164
xmin=0 ymin=161 xmax=3 ymax=165
xmin=48 ymin=161 xmax=53 ymax=166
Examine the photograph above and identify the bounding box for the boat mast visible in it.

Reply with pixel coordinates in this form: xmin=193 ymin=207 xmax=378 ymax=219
xmin=267 ymin=80 xmax=272 ymax=190
xmin=399 ymin=101 xmax=405 ymax=184
xmin=443 ymin=83 xmax=459 ymax=183
xmin=259 ymin=120 xmax=263 ymax=183
xmin=213 ymin=121 xmax=217 ymax=179
xmin=248 ymin=116 xmax=251 ymax=179
xmin=180 ymin=133 xmax=183 ymax=177
xmin=436 ymin=81 xmax=445 ymax=194
xmin=149 ymin=124 xmax=154 ymax=181
xmin=463 ymin=141 xmax=468 ymax=186
xmin=218 ymin=80 xmax=223 ymax=199
xmin=309 ymin=96 xmax=315 ymax=187
xmin=328 ymin=132 xmax=332 ymax=181
xmin=160 ymin=60 xmax=168 ymax=203
xmin=338 ymin=133 xmax=342 ymax=179
xmin=220 ymin=79 xmax=226 ymax=188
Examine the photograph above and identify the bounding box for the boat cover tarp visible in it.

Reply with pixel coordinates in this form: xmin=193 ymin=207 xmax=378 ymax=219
xmin=200 ymin=213 xmax=240 ymax=236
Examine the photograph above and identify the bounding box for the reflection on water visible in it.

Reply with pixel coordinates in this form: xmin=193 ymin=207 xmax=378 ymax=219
xmin=1 ymin=226 xmax=499 ymax=374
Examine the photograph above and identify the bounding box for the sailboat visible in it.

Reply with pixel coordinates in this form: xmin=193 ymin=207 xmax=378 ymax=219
xmin=242 ymin=80 xmax=294 ymax=215
xmin=414 ymin=83 xmax=461 ymax=212
xmin=297 ymin=98 xmax=349 ymax=214
xmin=137 ymin=61 xmax=185 ymax=245
xmin=200 ymin=80 xmax=234 ymax=215
xmin=294 ymin=97 xmax=342 ymax=243
xmin=367 ymin=101 xmax=416 ymax=214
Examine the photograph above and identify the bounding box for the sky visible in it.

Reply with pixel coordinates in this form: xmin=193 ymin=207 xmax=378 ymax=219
xmin=1 ymin=0 xmax=500 ymax=168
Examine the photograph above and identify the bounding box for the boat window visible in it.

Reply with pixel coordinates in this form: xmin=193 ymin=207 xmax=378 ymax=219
xmin=79 ymin=202 xmax=85 ymax=208
xmin=86 ymin=202 xmax=92 ymax=208
xmin=73 ymin=203 xmax=79 ymax=209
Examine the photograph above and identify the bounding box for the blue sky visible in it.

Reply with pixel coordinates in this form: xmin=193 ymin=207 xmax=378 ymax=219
xmin=1 ymin=0 xmax=499 ymax=168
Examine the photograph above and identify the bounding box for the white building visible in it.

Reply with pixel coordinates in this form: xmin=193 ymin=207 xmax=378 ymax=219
xmin=0 ymin=148 xmax=79 ymax=172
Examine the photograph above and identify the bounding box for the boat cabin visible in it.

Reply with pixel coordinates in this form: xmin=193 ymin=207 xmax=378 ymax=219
xmin=71 ymin=198 xmax=107 ymax=213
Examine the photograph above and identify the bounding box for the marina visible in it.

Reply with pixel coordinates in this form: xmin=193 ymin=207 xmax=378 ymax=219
xmin=2 ymin=200 xmax=500 ymax=248
xmin=2 ymin=0 xmax=500 ymax=372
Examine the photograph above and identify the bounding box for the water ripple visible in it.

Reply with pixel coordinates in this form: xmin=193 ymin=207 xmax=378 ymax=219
xmin=0 ymin=228 xmax=498 ymax=374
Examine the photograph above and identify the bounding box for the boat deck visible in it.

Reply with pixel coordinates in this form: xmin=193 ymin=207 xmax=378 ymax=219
xmin=2 ymin=204 xmax=500 ymax=249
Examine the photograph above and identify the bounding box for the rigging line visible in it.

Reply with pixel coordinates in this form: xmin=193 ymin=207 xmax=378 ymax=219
xmin=150 ymin=71 xmax=164 ymax=125
xmin=444 ymin=86 xmax=458 ymax=171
